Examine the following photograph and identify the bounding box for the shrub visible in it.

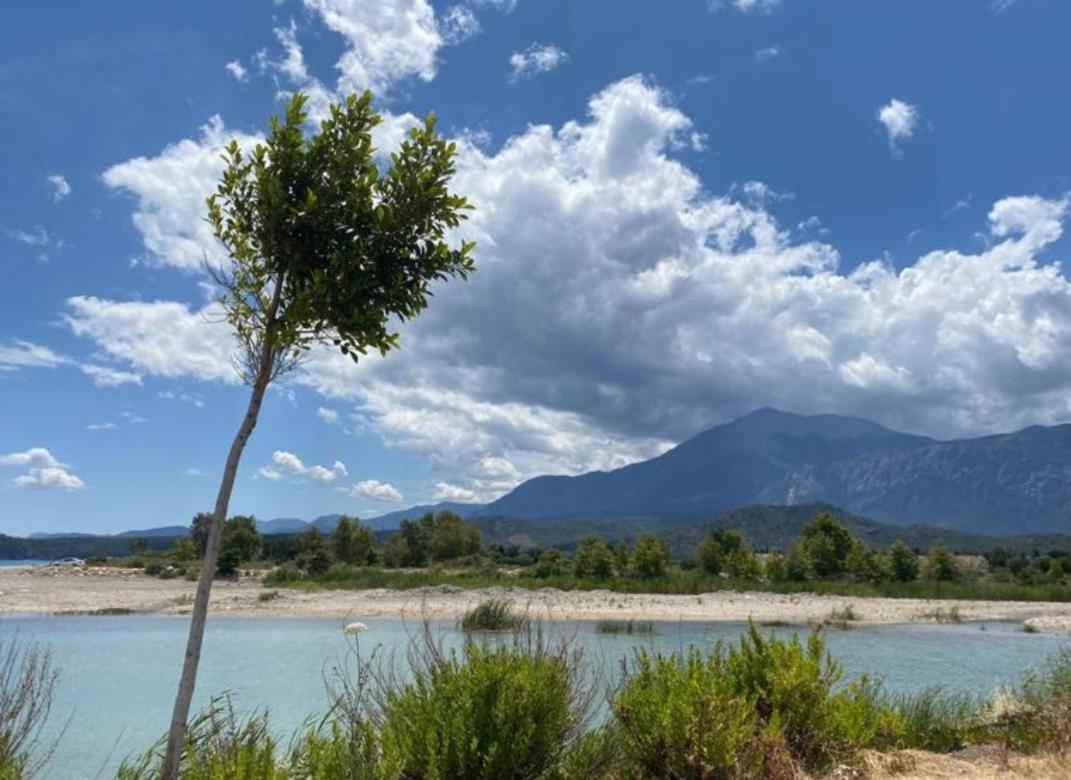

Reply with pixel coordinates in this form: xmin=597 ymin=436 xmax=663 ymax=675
xmin=533 ymin=549 xmax=565 ymax=578
xmin=460 ymin=599 xmax=525 ymax=632
xmin=117 ymin=697 xmax=286 ymax=780
xmin=0 ymin=636 xmax=58 ymax=780
xmin=889 ymin=540 xmax=919 ymax=582
xmin=888 ymin=688 xmax=976 ymax=752
xmin=613 ymin=623 xmax=896 ymax=777
xmin=377 ymin=636 xmax=590 ymax=780
xmin=924 ymin=544 xmax=961 ymax=583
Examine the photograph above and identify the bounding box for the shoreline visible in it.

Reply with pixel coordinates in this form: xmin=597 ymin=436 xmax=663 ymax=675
xmin=5 ymin=567 xmax=1071 ymax=633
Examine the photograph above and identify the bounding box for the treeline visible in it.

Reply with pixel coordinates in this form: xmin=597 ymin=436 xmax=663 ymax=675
xmin=127 ymin=510 xmax=1071 ymax=597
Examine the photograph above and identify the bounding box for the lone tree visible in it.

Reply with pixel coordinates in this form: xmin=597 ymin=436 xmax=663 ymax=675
xmin=161 ymin=91 xmax=474 ymax=778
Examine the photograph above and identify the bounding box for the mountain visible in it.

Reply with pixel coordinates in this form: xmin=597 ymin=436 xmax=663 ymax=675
xmin=481 ymin=409 xmax=1071 ymax=535
xmin=258 ymin=517 xmax=311 ymax=535
xmin=363 ymin=501 xmax=485 ymax=530
xmin=116 ymin=525 xmax=188 ymax=538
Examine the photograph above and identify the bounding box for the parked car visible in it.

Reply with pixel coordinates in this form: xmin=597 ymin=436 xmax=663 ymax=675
xmin=48 ymin=557 xmax=86 ymax=568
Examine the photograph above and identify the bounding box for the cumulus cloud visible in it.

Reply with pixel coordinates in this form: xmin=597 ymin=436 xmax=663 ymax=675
xmin=350 ymin=479 xmax=404 ymax=502
xmin=434 ymin=481 xmax=479 ymax=502
xmin=259 ymin=450 xmax=348 ymax=483
xmin=47 ymin=174 xmax=72 ymax=202
xmin=509 ymin=44 xmax=569 ymax=81
xmin=102 ymin=117 xmax=263 ymax=272
xmin=300 ymin=0 xmax=441 ymax=95
xmin=1 ymin=448 xmax=85 ymax=491
xmin=754 ymin=45 xmax=780 ymax=62
xmin=64 ymin=296 xmax=236 ymax=383
xmin=86 ymin=422 xmax=118 ymax=432
xmin=877 ymin=98 xmax=920 ymax=156
xmin=67 ymin=75 xmax=1071 ymax=503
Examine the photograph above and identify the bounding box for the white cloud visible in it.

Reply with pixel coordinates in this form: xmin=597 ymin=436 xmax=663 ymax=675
xmin=1 ymin=448 xmax=85 ymax=491
xmin=4 ymin=226 xmax=63 ymax=262
xmin=300 ymin=0 xmax=441 ymax=95
xmin=120 ymin=411 xmax=148 ymax=424
xmin=67 ymin=75 xmax=1071 ymax=504
xmin=80 ymin=364 xmax=143 ymax=388
xmin=86 ymin=422 xmax=117 ymax=432
xmin=350 ymin=479 xmax=404 ymax=502
xmin=754 ymin=45 xmax=780 ymax=62
xmin=47 ymin=174 xmax=72 ymax=202
xmin=877 ymin=98 xmax=920 ymax=156
xmin=0 ymin=341 xmax=68 ymax=371
xmin=709 ymin=0 xmax=782 ymax=12
xmin=225 ymin=60 xmax=248 ymax=82
xmin=13 ymin=468 xmax=85 ymax=491
xmin=441 ymin=5 xmax=480 ymax=43
xmin=259 ymin=450 xmax=348 ymax=483
xmin=101 ymin=117 xmax=262 ymax=272
xmin=433 ymin=481 xmax=479 ymax=502
xmin=0 ymin=448 xmax=62 ymax=468
xmin=64 ymin=296 xmax=236 ymax=383
xmin=185 ymin=468 xmax=206 ymax=477
xmin=317 ymin=406 xmax=341 ymax=424
xmin=159 ymin=389 xmax=206 ymax=408
xmin=509 ymin=43 xmax=569 ymax=81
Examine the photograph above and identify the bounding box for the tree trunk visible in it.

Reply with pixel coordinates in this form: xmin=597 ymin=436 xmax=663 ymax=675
xmin=160 ymin=331 xmax=279 ymax=779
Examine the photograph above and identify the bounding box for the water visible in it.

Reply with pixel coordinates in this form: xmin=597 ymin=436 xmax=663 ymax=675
xmin=0 ymin=560 xmax=49 ymax=568
xmin=2 ymin=614 xmax=1068 ymax=779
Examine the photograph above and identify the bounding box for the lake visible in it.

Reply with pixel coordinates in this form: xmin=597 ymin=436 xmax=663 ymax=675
xmin=3 ymin=614 xmax=1069 ymax=779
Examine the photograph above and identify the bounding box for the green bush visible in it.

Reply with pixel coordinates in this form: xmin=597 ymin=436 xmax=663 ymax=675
xmin=888 ymin=688 xmax=976 ymax=752
xmin=459 ymin=599 xmax=525 ymax=632
xmin=613 ymin=623 xmax=897 ymax=777
xmin=378 ymin=638 xmax=587 ymax=780
xmin=631 ymin=535 xmax=669 ymax=579
xmin=118 ymin=698 xmax=286 ymax=780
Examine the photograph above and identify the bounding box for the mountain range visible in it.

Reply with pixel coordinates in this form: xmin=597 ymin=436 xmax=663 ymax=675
xmin=17 ymin=408 xmax=1071 ymax=545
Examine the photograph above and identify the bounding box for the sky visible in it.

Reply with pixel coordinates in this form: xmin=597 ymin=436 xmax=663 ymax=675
xmin=3 ymin=0 xmax=1071 ymax=535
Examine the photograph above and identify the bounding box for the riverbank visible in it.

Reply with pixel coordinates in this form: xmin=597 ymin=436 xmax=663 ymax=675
xmin=4 ymin=566 xmax=1071 ymax=632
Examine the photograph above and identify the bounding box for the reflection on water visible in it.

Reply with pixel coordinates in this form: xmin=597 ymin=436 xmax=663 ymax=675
xmin=3 ymin=614 xmax=1068 ymax=779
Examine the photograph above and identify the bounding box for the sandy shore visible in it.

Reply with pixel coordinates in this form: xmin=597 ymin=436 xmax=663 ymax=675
xmin=4 ymin=566 xmax=1071 ymax=632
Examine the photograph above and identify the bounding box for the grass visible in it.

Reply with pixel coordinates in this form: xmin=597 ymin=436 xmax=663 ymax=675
xmin=264 ymin=563 xmax=1071 ymax=603
xmin=918 ymin=606 xmax=963 ymax=623
xmin=823 ymin=604 xmax=860 ymax=629
xmin=459 ymin=599 xmax=526 ymax=632
xmin=594 ymin=619 xmax=654 ymax=635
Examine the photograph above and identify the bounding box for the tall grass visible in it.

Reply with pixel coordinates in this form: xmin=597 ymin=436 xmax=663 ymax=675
xmin=0 ymin=635 xmax=59 ymax=779
xmin=459 ymin=599 xmax=526 ymax=632
xmin=593 ymin=619 xmax=654 ymax=635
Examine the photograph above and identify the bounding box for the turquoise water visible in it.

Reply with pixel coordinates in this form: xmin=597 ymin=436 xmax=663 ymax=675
xmin=0 ymin=560 xmax=48 ymax=567
xmin=3 ymin=614 xmax=1068 ymax=779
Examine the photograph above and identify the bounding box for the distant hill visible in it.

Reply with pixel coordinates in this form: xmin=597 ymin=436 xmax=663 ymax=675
xmin=479 ymin=409 xmax=1071 ymax=535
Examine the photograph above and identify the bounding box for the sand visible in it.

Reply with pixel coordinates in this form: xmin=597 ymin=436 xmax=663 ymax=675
xmin=4 ymin=565 xmax=1071 ymax=632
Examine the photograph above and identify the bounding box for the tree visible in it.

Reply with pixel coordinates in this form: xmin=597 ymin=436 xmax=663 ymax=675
xmin=613 ymin=541 xmax=631 ymax=575
xmin=296 ymin=528 xmax=332 ymax=576
xmin=763 ymin=552 xmax=787 ymax=581
xmin=163 ymin=90 xmax=474 ymax=777
xmin=798 ymin=513 xmax=855 ymax=578
xmin=924 ymin=544 xmax=961 ymax=582
xmin=573 ymin=537 xmax=615 ymax=578
xmin=129 ymin=538 xmax=150 ymax=555
xmin=889 ymin=540 xmax=919 ymax=582
xmin=331 ymin=515 xmax=375 ymax=565
xmin=169 ymin=537 xmax=198 ymax=562
xmin=632 ymin=534 xmax=670 ymax=578
xmin=190 ymin=512 xmax=213 ymax=558
xmin=217 ymin=516 xmax=262 ymax=574
xmin=428 ymin=511 xmax=482 ymax=562
xmin=696 ymin=530 xmax=745 ymax=576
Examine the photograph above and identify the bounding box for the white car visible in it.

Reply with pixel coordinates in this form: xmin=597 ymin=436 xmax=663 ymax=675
xmin=48 ymin=557 xmax=86 ymax=568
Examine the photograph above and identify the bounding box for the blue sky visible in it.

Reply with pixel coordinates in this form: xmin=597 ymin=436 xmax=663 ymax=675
xmin=3 ymin=0 xmax=1071 ymax=535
